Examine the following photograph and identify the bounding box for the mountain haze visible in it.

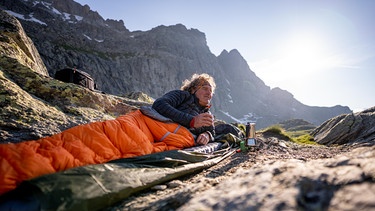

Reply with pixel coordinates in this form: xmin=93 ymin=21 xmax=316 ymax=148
xmin=0 ymin=0 xmax=351 ymax=128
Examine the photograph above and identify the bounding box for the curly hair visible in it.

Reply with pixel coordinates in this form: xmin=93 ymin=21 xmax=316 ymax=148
xmin=180 ymin=73 xmax=216 ymax=94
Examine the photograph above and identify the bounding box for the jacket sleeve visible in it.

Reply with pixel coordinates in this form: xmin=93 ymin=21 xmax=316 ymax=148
xmin=190 ymin=125 xmax=215 ymax=141
xmin=152 ymin=90 xmax=194 ymax=128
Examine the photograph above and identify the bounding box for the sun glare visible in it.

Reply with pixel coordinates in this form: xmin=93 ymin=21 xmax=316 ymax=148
xmin=278 ymin=34 xmax=333 ymax=77
xmin=250 ymin=32 xmax=343 ymax=87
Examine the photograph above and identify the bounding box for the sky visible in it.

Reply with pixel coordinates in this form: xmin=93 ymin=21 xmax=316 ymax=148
xmin=74 ymin=0 xmax=375 ymax=112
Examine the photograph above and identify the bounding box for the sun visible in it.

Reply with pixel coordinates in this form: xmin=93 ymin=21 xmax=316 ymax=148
xmin=285 ymin=37 xmax=321 ymax=66
xmin=277 ymin=33 xmax=335 ymax=78
xmin=249 ymin=30 xmax=346 ymax=92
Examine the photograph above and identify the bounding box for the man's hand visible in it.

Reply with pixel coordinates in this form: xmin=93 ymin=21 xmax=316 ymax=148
xmin=192 ymin=113 xmax=214 ymax=128
xmin=196 ymin=132 xmax=210 ymax=145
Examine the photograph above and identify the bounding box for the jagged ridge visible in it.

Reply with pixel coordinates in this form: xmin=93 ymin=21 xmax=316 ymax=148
xmin=0 ymin=0 xmax=351 ymax=129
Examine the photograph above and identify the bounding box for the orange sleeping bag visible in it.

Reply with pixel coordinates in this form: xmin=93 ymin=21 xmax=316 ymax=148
xmin=0 ymin=110 xmax=195 ymax=195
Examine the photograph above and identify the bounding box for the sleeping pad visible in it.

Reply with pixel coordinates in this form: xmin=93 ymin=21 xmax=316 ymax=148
xmin=0 ymin=110 xmax=195 ymax=195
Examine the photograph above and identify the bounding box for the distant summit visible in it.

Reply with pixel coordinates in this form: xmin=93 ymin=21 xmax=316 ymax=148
xmin=0 ymin=0 xmax=351 ymax=128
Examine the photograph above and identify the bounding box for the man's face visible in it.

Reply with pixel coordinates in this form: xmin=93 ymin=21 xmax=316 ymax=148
xmin=195 ymin=85 xmax=213 ymax=106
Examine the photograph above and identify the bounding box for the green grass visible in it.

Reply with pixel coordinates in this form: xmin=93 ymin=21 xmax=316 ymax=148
xmin=262 ymin=125 xmax=318 ymax=145
xmin=293 ymin=134 xmax=317 ymax=145
xmin=262 ymin=125 xmax=292 ymax=141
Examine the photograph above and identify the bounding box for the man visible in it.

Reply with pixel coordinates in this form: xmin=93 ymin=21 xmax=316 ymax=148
xmin=152 ymin=73 xmax=218 ymax=145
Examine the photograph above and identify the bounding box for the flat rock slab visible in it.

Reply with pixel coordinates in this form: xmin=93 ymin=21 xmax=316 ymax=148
xmin=179 ymin=145 xmax=375 ymax=210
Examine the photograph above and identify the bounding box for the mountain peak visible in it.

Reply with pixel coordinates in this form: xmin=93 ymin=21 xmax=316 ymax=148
xmin=0 ymin=0 xmax=352 ymax=128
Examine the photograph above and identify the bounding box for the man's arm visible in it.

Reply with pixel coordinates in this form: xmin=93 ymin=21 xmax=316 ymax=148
xmin=152 ymin=90 xmax=194 ymax=127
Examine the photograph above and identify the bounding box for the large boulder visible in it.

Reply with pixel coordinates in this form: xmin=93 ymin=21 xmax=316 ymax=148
xmin=311 ymin=106 xmax=375 ymax=145
xmin=0 ymin=10 xmax=48 ymax=76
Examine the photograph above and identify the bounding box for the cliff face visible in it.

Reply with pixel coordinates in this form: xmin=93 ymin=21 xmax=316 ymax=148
xmin=0 ymin=0 xmax=351 ymax=129
xmin=0 ymin=9 xmax=48 ymax=76
xmin=0 ymin=10 xmax=147 ymax=142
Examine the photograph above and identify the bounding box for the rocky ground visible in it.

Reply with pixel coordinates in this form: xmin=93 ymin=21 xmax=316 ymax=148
xmin=104 ymin=133 xmax=374 ymax=211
